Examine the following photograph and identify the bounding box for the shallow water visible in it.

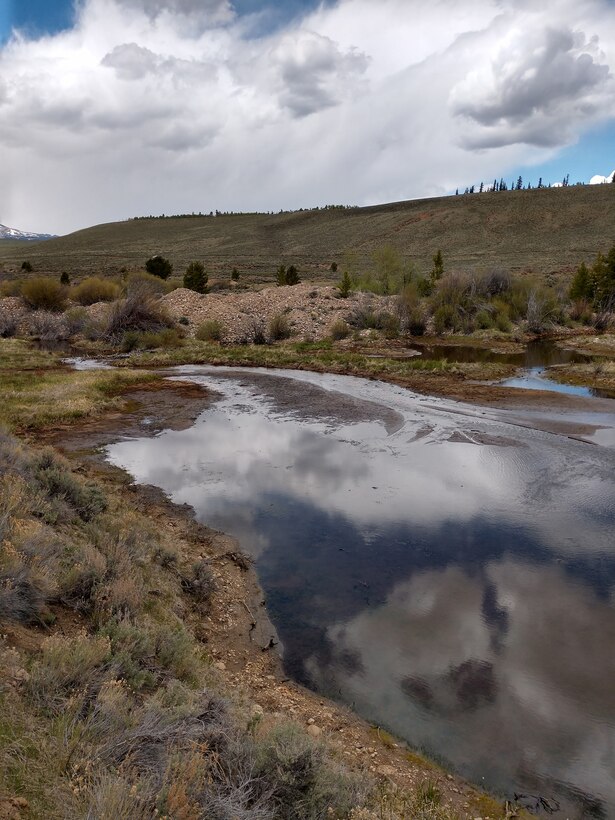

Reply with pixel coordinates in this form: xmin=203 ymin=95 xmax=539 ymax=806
xmin=500 ymin=368 xmax=615 ymax=400
xmin=408 ymin=339 xmax=591 ymax=367
xmin=106 ymin=368 xmax=615 ymax=817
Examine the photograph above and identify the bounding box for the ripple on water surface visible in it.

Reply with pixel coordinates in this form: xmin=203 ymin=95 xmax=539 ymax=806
xmin=106 ymin=368 xmax=615 ymax=818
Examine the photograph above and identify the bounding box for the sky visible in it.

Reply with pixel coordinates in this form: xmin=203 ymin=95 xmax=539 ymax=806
xmin=0 ymin=0 xmax=614 ymax=235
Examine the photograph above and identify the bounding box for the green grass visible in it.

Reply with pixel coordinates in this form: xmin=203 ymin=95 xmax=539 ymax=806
xmin=1 ymin=185 xmax=614 ymax=282
xmin=0 ymin=339 xmax=157 ymax=431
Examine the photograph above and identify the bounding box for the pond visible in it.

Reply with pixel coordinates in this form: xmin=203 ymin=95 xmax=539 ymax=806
xmin=106 ymin=367 xmax=615 ymax=818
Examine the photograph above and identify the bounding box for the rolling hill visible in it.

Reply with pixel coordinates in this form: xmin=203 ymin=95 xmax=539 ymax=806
xmin=1 ymin=185 xmax=614 ymax=283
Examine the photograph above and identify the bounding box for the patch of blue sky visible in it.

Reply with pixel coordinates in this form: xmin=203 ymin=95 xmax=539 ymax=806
xmin=1 ymin=0 xmax=74 ymax=43
xmin=512 ymin=122 xmax=615 ymax=188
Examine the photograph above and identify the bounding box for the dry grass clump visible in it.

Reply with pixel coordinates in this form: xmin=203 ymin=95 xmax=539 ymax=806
xmin=195 ymin=319 xmax=225 ymax=342
xmin=21 ymin=277 xmax=67 ymax=311
xmin=125 ymin=270 xmax=171 ymax=297
xmin=72 ymin=277 xmax=120 ymax=306
xmin=330 ymin=318 xmax=350 ymax=340
xmin=268 ymin=313 xmax=292 ymax=341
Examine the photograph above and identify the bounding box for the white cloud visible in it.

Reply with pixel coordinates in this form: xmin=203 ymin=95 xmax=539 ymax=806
xmin=0 ymin=0 xmax=614 ymax=233
xmin=590 ymin=169 xmax=615 ymax=183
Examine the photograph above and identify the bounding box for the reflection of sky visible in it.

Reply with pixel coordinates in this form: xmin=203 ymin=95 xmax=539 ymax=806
xmin=107 ymin=369 xmax=615 ymax=814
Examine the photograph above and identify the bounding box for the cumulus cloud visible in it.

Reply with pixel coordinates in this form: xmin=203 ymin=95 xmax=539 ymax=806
xmin=451 ymin=24 xmax=613 ymax=147
xmin=268 ymin=31 xmax=369 ymax=117
xmin=590 ymin=169 xmax=615 ymax=183
xmin=0 ymin=0 xmax=615 ymax=234
xmin=115 ymin=0 xmax=235 ymax=26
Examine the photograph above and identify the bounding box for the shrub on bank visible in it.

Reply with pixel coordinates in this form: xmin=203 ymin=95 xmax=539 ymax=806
xmin=28 ymin=311 xmax=67 ymax=342
xmin=104 ymin=292 xmax=174 ymax=341
xmin=73 ymin=277 xmax=120 ymax=305
xmin=195 ymin=319 xmax=224 ymax=342
xmin=21 ymin=277 xmax=67 ymax=311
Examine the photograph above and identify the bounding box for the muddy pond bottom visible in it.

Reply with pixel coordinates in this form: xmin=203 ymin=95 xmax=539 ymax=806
xmin=106 ymin=367 xmax=615 ymax=818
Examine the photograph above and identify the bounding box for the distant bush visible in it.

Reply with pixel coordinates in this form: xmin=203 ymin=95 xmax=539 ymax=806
xmin=183 ymin=261 xmax=208 ymax=294
xmin=276 ymin=265 xmax=301 ymax=286
xmin=195 ymin=319 xmax=224 ymax=342
xmin=570 ymin=298 xmax=593 ymax=324
xmin=73 ymin=277 xmax=121 ymax=306
xmin=475 ymin=309 xmax=493 ymax=330
xmin=433 ymin=304 xmax=458 ymax=334
xmin=28 ymin=311 xmax=67 ymax=341
xmin=0 ymin=310 xmax=18 ymax=338
xmin=407 ymin=309 xmax=426 ymax=336
xmin=330 ymin=318 xmax=350 ymax=340
xmin=231 ymin=267 xmax=240 ymax=281
xmin=21 ymin=261 xmax=33 ymax=272
xmin=60 ymin=271 xmax=70 ymax=286
xmin=104 ymin=293 xmax=174 ymax=341
xmin=21 ymin=277 xmax=67 ymax=311
xmin=178 ymin=315 xmax=190 ymax=326
xmin=125 ymin=271 xmax=169 ymax=297
xmin=145 ymin=256 xmax=173 ymax=280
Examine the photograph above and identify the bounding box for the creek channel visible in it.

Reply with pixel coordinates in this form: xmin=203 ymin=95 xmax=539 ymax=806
xmin=406 ymin=339 xmax=615 ymax=400
xmin=102 ymin=364 xmax=615 ymax=817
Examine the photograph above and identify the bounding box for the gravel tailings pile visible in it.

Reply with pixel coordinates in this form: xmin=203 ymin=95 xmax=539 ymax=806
xmin=163 ymin=284 xmax=381 ymax=342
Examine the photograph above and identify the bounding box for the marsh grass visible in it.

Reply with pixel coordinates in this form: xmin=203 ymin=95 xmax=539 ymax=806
xmin=0 ymin=340 xmax=156 ymax=431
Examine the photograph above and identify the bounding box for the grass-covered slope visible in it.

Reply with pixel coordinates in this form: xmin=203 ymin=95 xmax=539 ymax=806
xmin=2 ymin=185 xmax=614 ymax=281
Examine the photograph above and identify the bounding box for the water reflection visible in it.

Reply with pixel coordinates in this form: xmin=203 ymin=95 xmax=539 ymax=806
xmin=106 ymin=369 xmax=615 ymax=817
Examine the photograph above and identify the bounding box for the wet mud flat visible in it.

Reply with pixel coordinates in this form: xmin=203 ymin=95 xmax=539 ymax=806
xmin=105 ymin=366 xmax=615 ymax=819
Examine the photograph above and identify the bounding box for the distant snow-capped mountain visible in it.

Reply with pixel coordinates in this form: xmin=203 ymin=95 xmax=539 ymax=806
xmin=0 ymin=223 xmax=56 ymax=242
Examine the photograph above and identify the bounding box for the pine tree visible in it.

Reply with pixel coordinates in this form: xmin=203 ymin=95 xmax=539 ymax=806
xmin=338 ymin=271 xmax=352 ymax=298
xmin=538 ymin=177 xmax=543 ymax=189
xmin=183 ymin=261 xmax=208 ymax=294
xmin=276 ymin=266 xmax=287 ymax=286
xmin=569 ymin=262 xmax=593 ymax=302
xmin=516 ymin=176 xmax=523 ymax=190
xmin=430 ymin=250 xmax=444 ymax=285
xmin=479 ymin=182 xmax=484 ymax=193
xmin=285 ymin=265 xmax=300 ymax=286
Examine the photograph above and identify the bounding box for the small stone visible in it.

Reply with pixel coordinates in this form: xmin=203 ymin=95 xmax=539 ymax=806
xmin=214 ymin=661 xmax=226 ymax=671
xmin=376 ymin=764 xmax=396 ymax=778
xmin=307 ymin=718 xmax=315 ymax=725
xmin=307 ymin=724 xmax=323 ymax=738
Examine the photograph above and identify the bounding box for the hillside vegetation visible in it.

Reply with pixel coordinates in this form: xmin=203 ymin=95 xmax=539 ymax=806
xmin=1 ymin=185 xmax=614 ymax=282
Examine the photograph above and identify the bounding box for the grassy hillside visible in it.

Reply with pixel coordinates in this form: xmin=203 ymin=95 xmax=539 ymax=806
xmin=1 ymin=185 xmax=614 ymax=282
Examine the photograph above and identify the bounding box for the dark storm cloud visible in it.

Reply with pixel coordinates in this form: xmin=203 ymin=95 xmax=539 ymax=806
xmin=272 ymin=32 xmax=369 ymax=117
xmin=452 ymin=26 xmax=612 ymax=147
